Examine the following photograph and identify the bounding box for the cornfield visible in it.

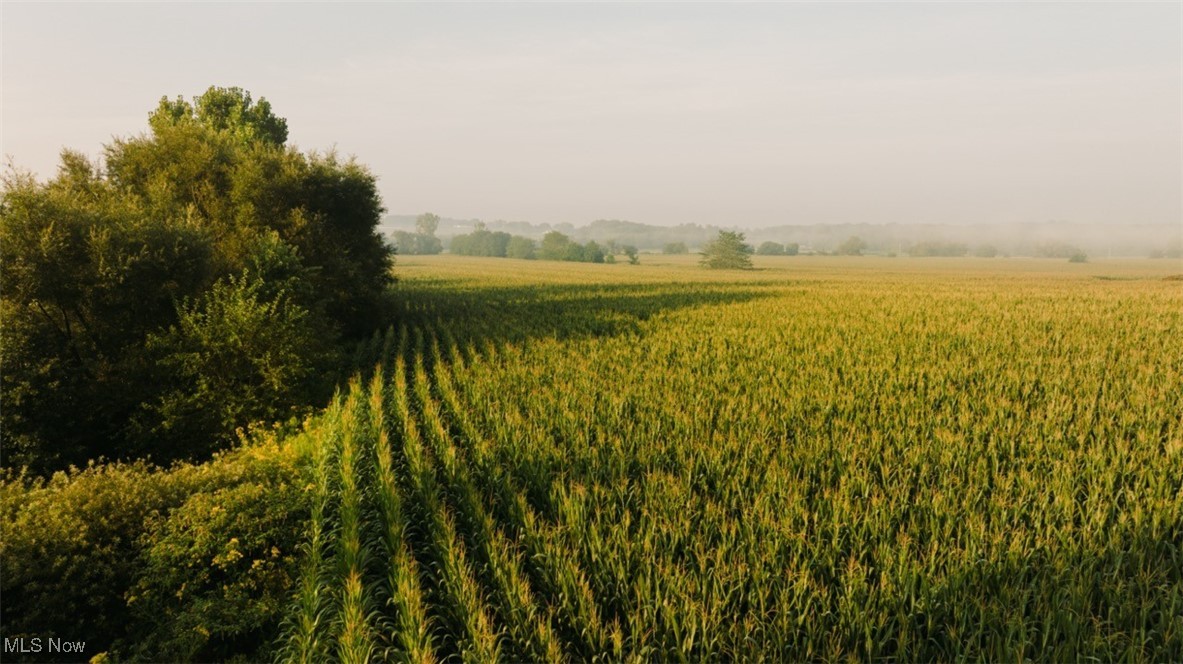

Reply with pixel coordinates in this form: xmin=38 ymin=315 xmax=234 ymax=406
xmin=279 ymin=256 xmax=1183 ymax=661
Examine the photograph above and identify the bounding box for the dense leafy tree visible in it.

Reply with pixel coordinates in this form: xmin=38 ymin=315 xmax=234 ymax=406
xmin=1 ymin=87 xmax=392 ymax=472
xmin=415 ymin=212 xmax=440 ymax=236
xmin=757 ymin=241 xmax=786 ymax=256
xmin=584 ymin=240 xmax=606 ymax=264
xmin=540 ymin=231 xmax=573 ymax=260
xmin=392 ymin=212 xmax=444 ymax=255
xmin=150 ymin=86 xmax=288 ymax=146
xmin=450 ymin=229 xmax=513 ymax=257
xmin=142 ymin=269 xmax=336 ymax=458
xmin=836 ymin=235 xmax=868 ymax=256
xmin=663 ymin=241 xmax=689 ymax=255
xmin=506 ymin=235 xmax=537 ymax=259
xmin=393 ymin=230 xmax=444 ymax=255
xmin=700 ymin=231 xmax=753 ymax=269
xmin=784 ymin=242 xmax=800 ymax=256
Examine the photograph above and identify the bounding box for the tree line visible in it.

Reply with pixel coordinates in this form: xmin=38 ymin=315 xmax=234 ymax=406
xmin=1 ymin=87 xmax=393 ymax=473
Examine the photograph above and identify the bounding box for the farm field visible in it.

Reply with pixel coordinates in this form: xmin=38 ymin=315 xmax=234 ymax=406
xmin=283 ymin=255 xmax=1183 ymax=662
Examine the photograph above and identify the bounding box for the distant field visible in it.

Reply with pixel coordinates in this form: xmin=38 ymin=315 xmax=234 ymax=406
xmin=285 ymin=255 xmax=1183 ymax=661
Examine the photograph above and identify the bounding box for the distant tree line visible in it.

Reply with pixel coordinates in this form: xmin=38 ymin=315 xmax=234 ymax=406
xmin=909 ymin=241 xmax=969 ymax=257
xmin=391 ymin=212 xmax=444 ymax=255
xmin=756 ymin=241 xmax=800 ymax=256
xmin=450 ymin=227 xmax=639 ymax=264
xmin=450 ymin=222 xmax=536 ymax=258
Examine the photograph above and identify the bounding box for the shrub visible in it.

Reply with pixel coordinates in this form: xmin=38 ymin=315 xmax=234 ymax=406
xmin=0 ymin=439 xmax=308 ymax=661
xmin=127 ymin=463 xmax=309 ymax=662
xmin=140 ymin=271 xmax=337 ymax=460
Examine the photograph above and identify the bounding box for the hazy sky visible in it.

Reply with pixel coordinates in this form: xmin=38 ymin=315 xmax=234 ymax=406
xmin=3 ymin=2 xmax=1180 ymax=228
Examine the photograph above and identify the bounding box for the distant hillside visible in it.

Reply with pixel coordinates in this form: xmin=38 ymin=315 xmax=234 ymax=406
xmin=383 ymin=215 xmax=1182 ymax=257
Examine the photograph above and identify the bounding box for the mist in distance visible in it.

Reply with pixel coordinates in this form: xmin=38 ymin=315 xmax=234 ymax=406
xmin=4 ymin=3 xmax=1180 ymax=233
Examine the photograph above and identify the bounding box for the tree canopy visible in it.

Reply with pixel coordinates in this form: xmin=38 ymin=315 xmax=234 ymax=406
xmin=150 ymin=86 xmax=289 ymax=146
xmin=700 ymin=231 xmax=753 ymax=269
xmin=756 ymin=241 xmax=786 ymax=256
xmin=836 ymin=235 xmax=868 ymax=256
xmin=1 ymin=86 xmax=393 ymax=473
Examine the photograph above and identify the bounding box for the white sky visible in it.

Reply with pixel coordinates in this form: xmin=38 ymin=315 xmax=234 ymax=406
xmin=2 ymin=2 xmax=1180 ymax=228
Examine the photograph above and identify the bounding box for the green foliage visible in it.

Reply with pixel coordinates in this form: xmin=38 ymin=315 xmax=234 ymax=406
xmin=700 ymin=231 xmax=753 ymax=269
xmin=534 ymin=231 xmax=618 ymax=264
xmin=392 ymin=212 xmax=444 ymax=255
xmin=415 ymin=212 xmax=440 ymax=237
xmin=756 ymin=241 xmax=785 ymax=256
xmin=142 ymin=271 xmax=336 ymax=459
xmin=393 ymin=230 xmax=444 ymax=255
xmin=784 ymin=242 xmax=800 ymax=256
xmin=506 ymin=235 xmax=537 ymax=259
xmin=0 ymin=160 xmax=214 ymax=470
xmin=127 ymin=458 xmax=309 ymax=662
xmin=1 ymin=87 xmax=392 ymax=472
xmin=1069 ymin=251 xmax=1089 ymax=263
xmin=663 ymin=241 xmax=689 ymax=255
xmin=450 ymin=228 xmax=513 ymax=257
xmin=836 ymin=235 xmax=868 ymax=256
xmin=540 ymin=231 xmax=574 ymax=261
xmin=0 ymin=440 xmax=307 ymax=661
xmin=584 ymin=240 xmax=606 ymax=264
xmin=974 ymin=243 xmax=999 ymax=258
xmin=150 ymin=86 xmax=288 ymax=146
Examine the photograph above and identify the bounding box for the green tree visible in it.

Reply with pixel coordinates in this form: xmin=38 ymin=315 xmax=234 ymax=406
xmin=663 ymin=241 xmax=688 ymax=255
xmin=150 ymin=86 xmax=288 ymax=146
xmin=756 ymin=241 xmax=785 ymax=256
xmin=784 ymin=242 xmax=800 ymax=256
xmin=837 ymin=235 xmax=868 ymax=256
xmin=1 ymin=87 xmax=391 ymax=472
xmin=415 ymin=212 xmax=440 ymax=236
xmin=540 ymin=231 xmax=573 ymax=260
xmin=143 ymin=269 xmax=335 ymax=459
xmin=391 ymin=212 xmax=444 ymax=255
xmin=506 ymin=235 xmax=536 ymax=259
xmin=700 ymin=231 xmax=753 ymax=269
xmin=584 ymin=240 xmax=606 ymax=264
xmin=450 ymin=229 xmax=510 ymax=257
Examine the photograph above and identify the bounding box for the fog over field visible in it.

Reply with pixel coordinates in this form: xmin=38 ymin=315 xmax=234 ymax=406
xmin=383 ymin=215 xmax=1182 ymax=258
xmin=4 ymin=3 xmax=1180 ymax=231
